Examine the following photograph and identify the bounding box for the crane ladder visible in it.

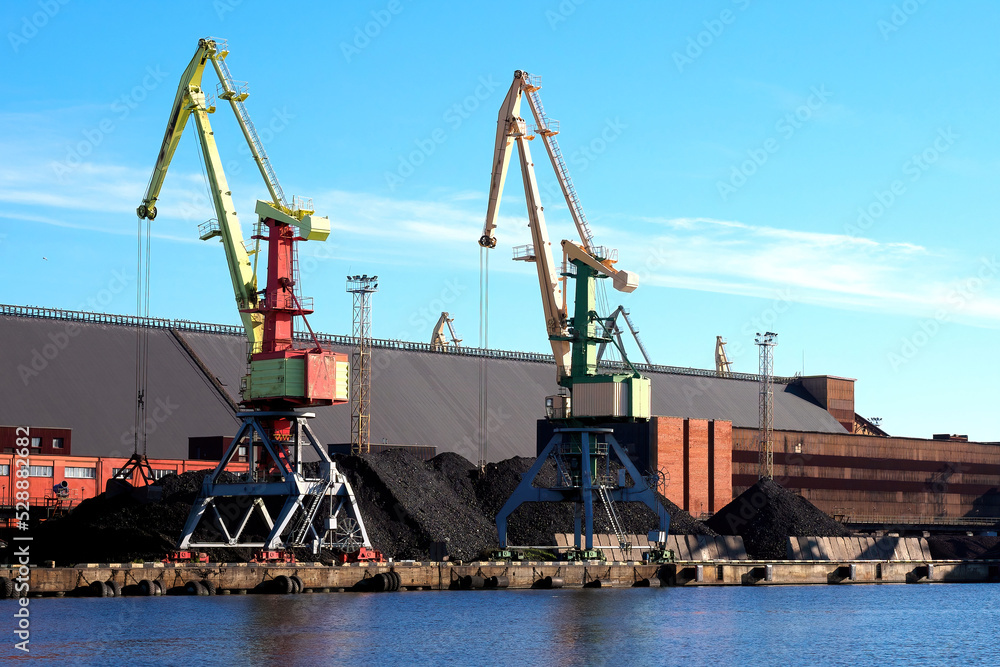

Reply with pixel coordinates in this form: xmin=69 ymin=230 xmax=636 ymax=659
xmin=597 ymin=484 xmax=631 ymax=559
xmin=526 ymin=87 xmax=595 ymax=253
xmin=212 ymin=44 xmax=288 ymax=210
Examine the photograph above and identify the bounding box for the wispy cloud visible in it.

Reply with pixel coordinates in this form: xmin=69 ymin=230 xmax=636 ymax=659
xmin=2 ymin=121 xmax=997 ymax=329
xmin=623 ymin=216 xmax=1000 ymax=326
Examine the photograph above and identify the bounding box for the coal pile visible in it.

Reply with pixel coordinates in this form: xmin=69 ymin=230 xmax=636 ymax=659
xmin=472 ymin=457 xmax=715 ymax=548
xmin=32 ymin=450 xmax=715 ymax=565
xmin=706 ymin=478 xmax=850 ymax=559
xmin=927 ymin=535 xmax=1000 ymax=560
xmin=335 ymin=449 xmax=497 ymax=562
xmin=31 ymin=469 xmax=242 ymax=565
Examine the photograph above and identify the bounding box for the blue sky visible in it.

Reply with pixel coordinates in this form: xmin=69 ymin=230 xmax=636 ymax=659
xmin=2 ymin=1 xmax=999 ymax=440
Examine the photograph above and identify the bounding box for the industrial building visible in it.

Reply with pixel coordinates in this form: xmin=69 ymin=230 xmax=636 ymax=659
xmin=4 ymin=303 xmax=999 ymax=522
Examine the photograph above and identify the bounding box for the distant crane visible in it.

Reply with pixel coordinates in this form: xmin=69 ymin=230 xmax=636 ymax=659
xmin=715 ymin=336 xmax=733 ymax=376
xmin=430 ymin=312 xmax=462 ymax=350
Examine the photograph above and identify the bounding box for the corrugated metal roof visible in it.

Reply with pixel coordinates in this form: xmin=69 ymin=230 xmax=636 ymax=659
xmin=0 ymin=313 xmax=845 ymax=463
xmin=0 ymin=316 xmax=238 ymax=458
xmin=650 ymin=373 xmax=846 ymax=433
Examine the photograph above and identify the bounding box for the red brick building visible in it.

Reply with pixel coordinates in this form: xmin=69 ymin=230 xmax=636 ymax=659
xmin=1 ymin=425 xmax=72 ymax=456
xmin=649 ymin=416 xmax=732 ymax=517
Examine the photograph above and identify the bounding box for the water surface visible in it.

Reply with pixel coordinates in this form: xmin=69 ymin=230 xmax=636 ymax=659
xmin=5 ymin=584 xmax=998 ymax=665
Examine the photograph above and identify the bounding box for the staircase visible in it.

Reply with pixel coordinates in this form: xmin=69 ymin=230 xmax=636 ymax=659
xmin=290 ymin=480 xmax=331 ymax=545
xmin=597 ymin=484 xmax=631 ymax=560
xmin=526 ymin=87 xmax=595 ymax=252
xmin=211 ymin=42 xmax=288 ymax=210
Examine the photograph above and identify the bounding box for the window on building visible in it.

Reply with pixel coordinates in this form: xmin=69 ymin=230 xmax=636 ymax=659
xmin=30 ymin=437 xmax=41 ymax=449
xmin=111 ymin=468 xmax=121 ymax=477
xmin=28 ymin=465 xmax=54 ymax=477
xmin=0 ymin=464 xmax=9 ymax=476
xmin=238 ymin=446 xmax=247 ymax=461
xmin=52 ymin=438 xmax=64 ymax=449
xmin=152 ymin=469 xmax=175 ymax=480
xmin=64 ymin=467 xmax=96 ymax=479
xmin=794 ymin=443 xmax=803 ymax=454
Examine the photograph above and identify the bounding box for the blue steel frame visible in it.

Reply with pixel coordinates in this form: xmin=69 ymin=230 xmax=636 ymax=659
xmin=495 ymin=427 xmax=670 ymax=550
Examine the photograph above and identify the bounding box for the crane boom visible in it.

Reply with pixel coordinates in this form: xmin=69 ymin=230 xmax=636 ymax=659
xmin=481 ymin=71 xmax=571 ymax=382
xmin=137 ymin=38 xmax=261 ymax=348
xmin=479 ymin=70 xmax=648 ymax=391
xmin=480 ymin=71 xmax=594 ymax=252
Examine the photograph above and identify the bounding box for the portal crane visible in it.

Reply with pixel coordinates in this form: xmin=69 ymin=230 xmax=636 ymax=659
xmin=430 ymin=312 xmax=462 ymax=349
xmin=481 ymin=70 xmax=668 ymax=559
xmin=478 ymin=71 xmax=644 ymax=408
xmin=138 ymin=37 xmax=370 ymax=554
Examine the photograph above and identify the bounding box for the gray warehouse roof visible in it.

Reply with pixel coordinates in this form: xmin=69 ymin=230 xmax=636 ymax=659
xmin=0 ymin=306 xmax=845 ymax=461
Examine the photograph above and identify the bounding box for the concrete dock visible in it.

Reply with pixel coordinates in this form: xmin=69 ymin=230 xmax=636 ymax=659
xmin=4 ymin=558 xmax=999 ymax=597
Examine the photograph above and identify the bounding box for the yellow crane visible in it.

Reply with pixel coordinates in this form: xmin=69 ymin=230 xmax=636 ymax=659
xmin=137 ymin=37 xmax=368 ymax=554
xmin=136 ymin=37 xmax=328 ymax=354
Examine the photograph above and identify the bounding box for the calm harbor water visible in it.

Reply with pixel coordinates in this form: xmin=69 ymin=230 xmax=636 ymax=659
xmin=6 ymin=584 xmax=999 ymax=666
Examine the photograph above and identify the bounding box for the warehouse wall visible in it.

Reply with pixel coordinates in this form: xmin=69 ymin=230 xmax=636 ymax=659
xmin=732 ymin=428 xmax=1000 ymax=518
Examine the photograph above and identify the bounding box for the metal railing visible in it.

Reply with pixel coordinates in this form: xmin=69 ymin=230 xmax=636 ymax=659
xmin=198 ymin=218 xmax=220 ymax=240
xmin=512 ymin=244 xmax=536 ymax=261
xmin=0 ymin=303 xmax=799 ymax=384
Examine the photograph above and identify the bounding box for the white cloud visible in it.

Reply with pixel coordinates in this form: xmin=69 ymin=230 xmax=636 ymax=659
xmin=623 ymin=216 xmax=1000 ymax=326
xmin=2 ymin=123 xmax=998 ymax=329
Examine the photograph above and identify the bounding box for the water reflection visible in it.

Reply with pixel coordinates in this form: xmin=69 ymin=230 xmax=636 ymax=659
xmin=14 ymin=584 xmax=1000 ymax=666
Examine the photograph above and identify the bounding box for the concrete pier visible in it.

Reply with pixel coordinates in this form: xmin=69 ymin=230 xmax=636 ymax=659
xmin=3 ymin=558 xmax=998 ymax=597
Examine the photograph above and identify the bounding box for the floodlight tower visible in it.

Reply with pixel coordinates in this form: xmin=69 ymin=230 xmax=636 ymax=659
xmin=347 ymin=275 xmax=378 ymax=454
xmin=756 ymin=331 xmax=778 ymax=480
